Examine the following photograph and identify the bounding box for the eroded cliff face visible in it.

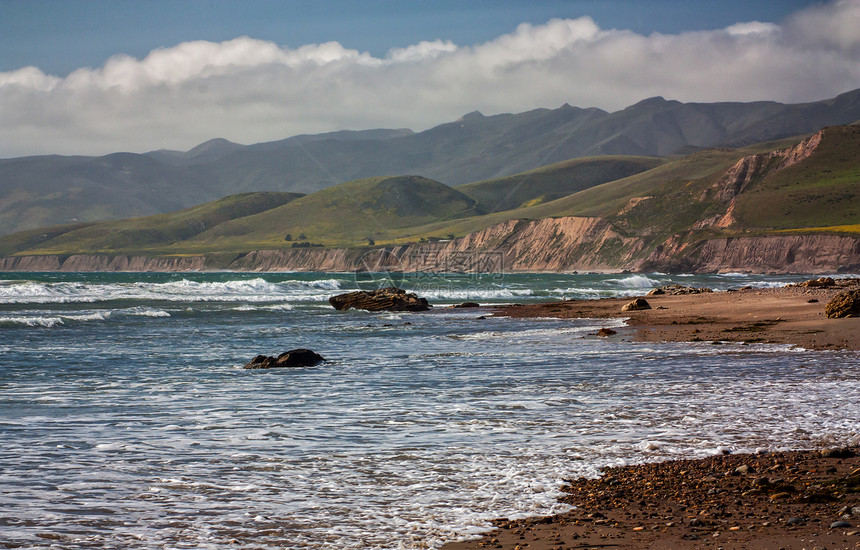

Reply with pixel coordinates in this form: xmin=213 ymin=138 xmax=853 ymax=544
xmin=696 ymin=130 xmax=824 ymax=229
xmin=2 ymin=217 xmax=859 ymax=274
xmin=644 ymin=233 xmax=860 ymax=274
xmin=0 ymin=254 xmax=206 ymax=272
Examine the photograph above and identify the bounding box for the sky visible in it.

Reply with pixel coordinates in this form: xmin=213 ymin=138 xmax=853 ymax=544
xmin=2 ymin=0 xmax=859 ymax=158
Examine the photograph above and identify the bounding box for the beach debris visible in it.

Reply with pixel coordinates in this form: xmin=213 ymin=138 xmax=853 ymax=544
xmin=596 ymin=327 xmax=617 ymax=337
xmin=621 ymin=297 xmax=651 ymax=311
xmin=824 ymin=289 xmax=860 ymax=318
xmin=244 ymin=349 xmax=325 ymax=369
xmin=329 ymin=287 xmax=430 ymax=312
xmin=647 ymin=284 xmax=713 ymax=296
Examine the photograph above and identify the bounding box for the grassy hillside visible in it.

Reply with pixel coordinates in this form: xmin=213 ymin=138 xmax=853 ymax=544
xmin=385 ymin=147 xmax=759 ymax=242
xmin=732 ymin=125 xmax=860 ymax=230
xmin=3 ymin=128 xmax=857 ymax=260
xmin=9 ymin=192 xmax=302 ymax=255
xmin=456 ymin=156 xmax=663 ymax=213
xmin=175 ymin=175 xmax=484 ymax=251
xmin=371 ymin=131 xmax=852 ymax=244
xmin=3 ymin=89 xmax=859 ymax=238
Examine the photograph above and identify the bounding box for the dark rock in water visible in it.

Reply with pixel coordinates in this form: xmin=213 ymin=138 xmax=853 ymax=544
xmin=244 ymin=349 xmax=325 ymax=369
xmin=453 ymin=302 xmax=480 ymax=308
xmin=621 ymin=298 xmax=651 ymax=312
xmin=596 ymin=327 xmax=617 ymax=337
xmin=329 ymin=287 xmax=430 ymax=312
xmin=647 ymin=284 xmax=713 ymax=296
xmin=825 ymin=289 xmax=860 ymax=318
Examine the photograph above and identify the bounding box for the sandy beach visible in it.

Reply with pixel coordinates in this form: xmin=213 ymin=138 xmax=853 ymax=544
xmin=494 ymin=280 xmax=860 ymax=351
xmin=442 ymin=279 xmax=860 ymax=549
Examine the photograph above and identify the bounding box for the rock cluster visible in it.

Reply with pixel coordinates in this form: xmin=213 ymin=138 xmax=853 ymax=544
xmin=329 ymin=287 xmax=430 ymax=312
xmin=825 ymin=289 xmax=860 ymax=318
xmin=795 ymin=276 xmax=836 ymax=288
xmin=244 ymin=349 xmax=325 ymax=369
xmin=647 ymin=284 xmax=713 ymax=296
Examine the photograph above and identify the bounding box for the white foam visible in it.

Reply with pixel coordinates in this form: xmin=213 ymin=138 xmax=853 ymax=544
xmin=0 ymin=277 xmax=344 ymax=305
xmin=414 ymin=287 xmax=534 ymax=300
xmin=120 ymin=306 xmax=171 ymax=317
xmin=304 ymin=278 xmax=342 ymax=290
xmin=606 ymin=274 xmax=662 ymax=288
xmin=0 ymin=311 xmax=112 ymax=327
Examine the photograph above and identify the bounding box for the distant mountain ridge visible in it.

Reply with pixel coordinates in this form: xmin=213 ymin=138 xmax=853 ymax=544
xmin=1 ymin=88 xmax=859 ymax=236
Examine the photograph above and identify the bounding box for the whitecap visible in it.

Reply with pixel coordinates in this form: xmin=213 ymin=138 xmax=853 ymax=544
xmin=303 ymin=278 xmax=343 ymax=290
xmin=605 ymin=275 xmax=661 ymax=288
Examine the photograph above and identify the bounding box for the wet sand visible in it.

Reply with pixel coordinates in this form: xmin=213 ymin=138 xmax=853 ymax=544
xmin=494 ymin=282 xmax=860 ymax=351
xmin=442 ymin=280 xmax=860 ymax=549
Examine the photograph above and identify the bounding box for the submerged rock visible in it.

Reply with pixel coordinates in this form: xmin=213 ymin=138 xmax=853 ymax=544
xmin=329 ymin=287 xmax=430 ymax=312
xmin=453 ymin=302 xmax=480 ymax=308
xmin=244 ymin=349 xmax=325 ymax=369
xmin=824 ymin=289 xmax=860 ymax=318
xmin=596 ymin=327 xmax=617 ymax=337
xmin=622 ymin=298 xmax=651 ymax=312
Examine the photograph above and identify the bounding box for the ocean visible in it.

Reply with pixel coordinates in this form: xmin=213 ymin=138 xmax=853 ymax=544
xmin=1 ymin=271 xmax=858 ymax=549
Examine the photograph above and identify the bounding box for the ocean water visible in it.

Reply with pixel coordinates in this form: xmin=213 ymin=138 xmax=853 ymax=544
xmin=1 ymin=271 xmax=858 ymax=549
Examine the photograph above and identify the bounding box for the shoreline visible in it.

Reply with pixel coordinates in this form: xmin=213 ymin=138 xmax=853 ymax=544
xmin=442 ymin=446 xmax=860 ymax=550
xmin=492 ymin=281 xmax=860 ymax=351
xmin=441 ymin=282 xmax=860 ymax=549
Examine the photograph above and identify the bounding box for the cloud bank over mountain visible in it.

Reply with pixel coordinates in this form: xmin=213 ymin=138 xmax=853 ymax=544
xmin=2 ymin=0 xmax=859 ymax=157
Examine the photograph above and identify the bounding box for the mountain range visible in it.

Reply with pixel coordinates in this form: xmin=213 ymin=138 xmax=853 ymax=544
xmin=2 ymin=122 xmax=858 ymax=274
xmin=2 ymin=88 xmax=860 ymax=237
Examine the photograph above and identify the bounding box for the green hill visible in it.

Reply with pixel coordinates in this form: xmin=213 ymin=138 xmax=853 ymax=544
xmin=176 ymin=175 xmax=483 ymax=251
xmin=5 ymin=192 xmax=302 ymax=256
xmin=2 ymin=128 xmax=857 ymax=261
xmin=456 ymin=156 xmax=663 ymax=213
xmin=731 ymin=125 xmax=860 ymax=231
xmin=375 ymin=130 xmax=856 ymax=244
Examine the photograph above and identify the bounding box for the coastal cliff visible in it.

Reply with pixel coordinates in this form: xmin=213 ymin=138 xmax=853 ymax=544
xmin=0 ymin=254 xmax=206 ymax=272
xmin=3 ymin=217 xmax=858 ymax=274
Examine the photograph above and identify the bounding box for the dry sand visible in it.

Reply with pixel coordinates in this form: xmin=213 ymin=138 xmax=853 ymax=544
xmin=441 ymin=280 xmax=860 ymax=549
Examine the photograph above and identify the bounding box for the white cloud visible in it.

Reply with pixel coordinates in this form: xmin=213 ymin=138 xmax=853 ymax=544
xmin=2 ymin=0 xmax=860 ymax=158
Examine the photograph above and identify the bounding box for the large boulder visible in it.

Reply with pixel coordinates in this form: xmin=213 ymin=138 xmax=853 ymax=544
xmin=825 ymin=289 xmax=860 ymax=318
xmin=329 ymin=287 xmax=430 ymax=312
xmin=622 ymin=297 xmax=651 ymax=312
xmin=244 ymin=349 xmax=325 ymax=369
xmin=794 ymin=276 xmax=836 ymax=288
